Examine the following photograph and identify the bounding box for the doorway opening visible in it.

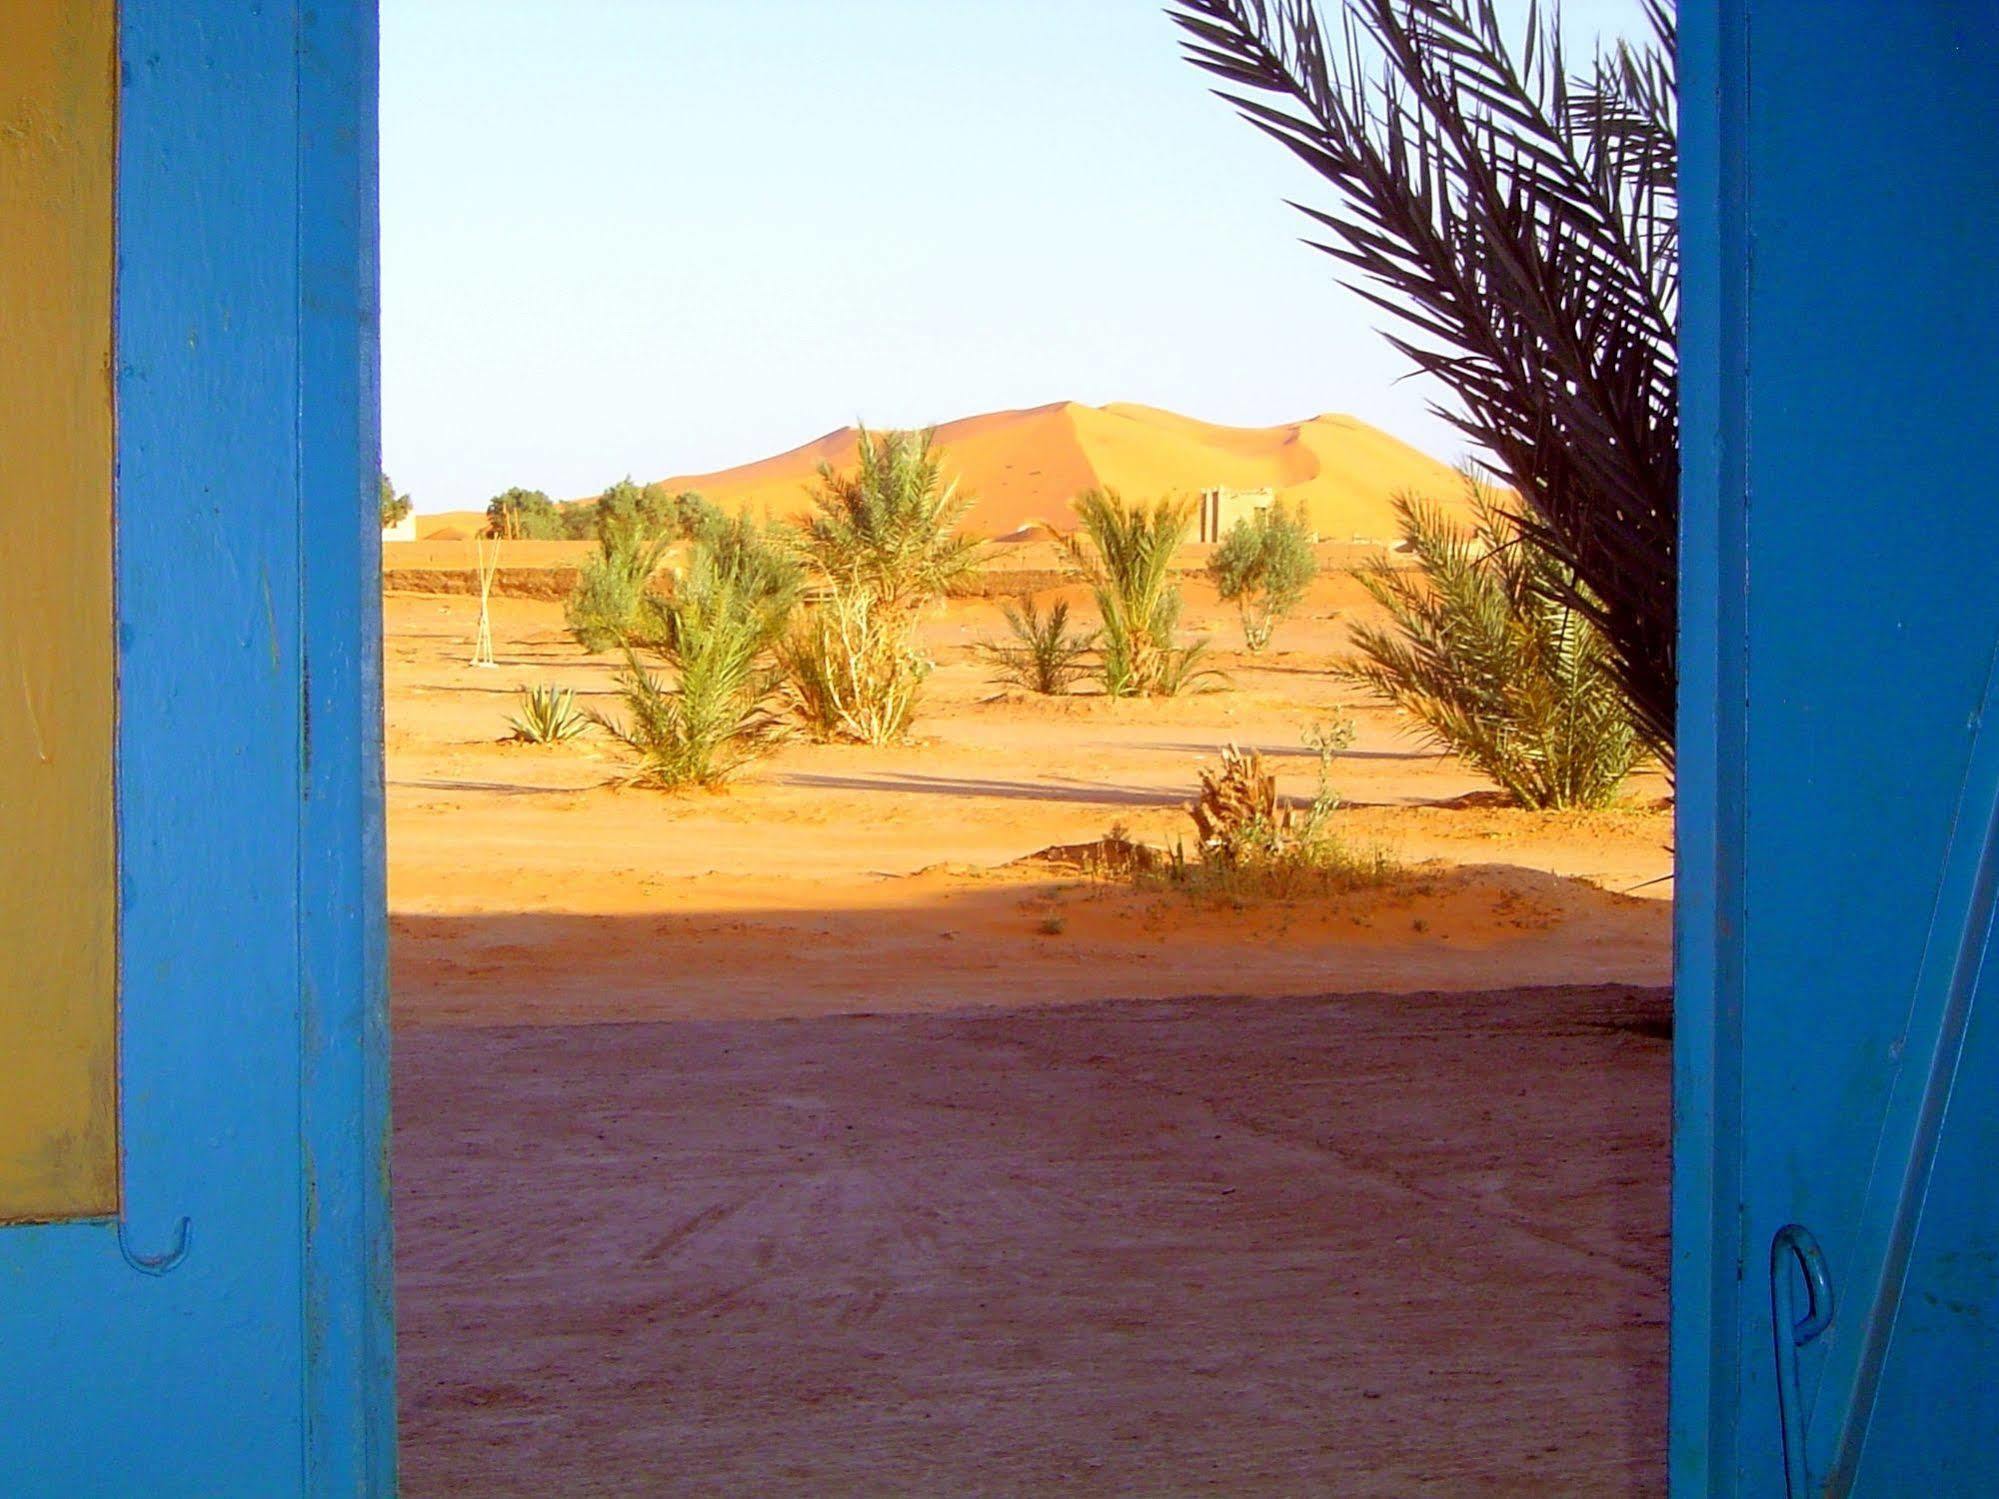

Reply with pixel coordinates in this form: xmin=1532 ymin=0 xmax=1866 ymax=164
xmin=378 ymin=2 xmax=1673 ymax=1491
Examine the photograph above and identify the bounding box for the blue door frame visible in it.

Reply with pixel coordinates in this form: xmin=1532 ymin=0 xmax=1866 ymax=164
xmin=0 ymin=4 xmax=392 ymax=1493
xmin=1675 ymin=3 xmax=1999 ymax=1493
xmin=7 ymin=1 xmax=1999 ymax=1494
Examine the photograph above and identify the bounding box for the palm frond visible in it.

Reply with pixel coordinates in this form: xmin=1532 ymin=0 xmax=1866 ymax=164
xmin=1341 ymin=478 xmax=1640 ymax=807
xmin=1167 ymin=0 xmax=1677 ymax=763
xmin=1061 ymin=490 xmax=1219 ymax=697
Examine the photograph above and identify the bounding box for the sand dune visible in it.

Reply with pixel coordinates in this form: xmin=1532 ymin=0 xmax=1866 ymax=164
xmin=656 ymin=400 xmax=1468 ymax=540
xmin=410 ymin=400 xmax=1471 ymax=543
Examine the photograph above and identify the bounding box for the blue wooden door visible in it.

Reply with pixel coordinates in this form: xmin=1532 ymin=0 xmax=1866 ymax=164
xmin=0 ymin=4 xmax=391 ymax=1494
xmin=1676 ymin=4 xmax=1999 ymax=1493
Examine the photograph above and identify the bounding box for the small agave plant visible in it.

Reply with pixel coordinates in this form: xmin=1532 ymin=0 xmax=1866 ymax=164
xmin=507 ymin=683 xmax=590 ymax=744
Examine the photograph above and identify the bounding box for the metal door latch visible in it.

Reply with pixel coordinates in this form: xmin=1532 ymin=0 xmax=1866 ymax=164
xmin=1772 ymin=1223 xmax=1835 ymax=1498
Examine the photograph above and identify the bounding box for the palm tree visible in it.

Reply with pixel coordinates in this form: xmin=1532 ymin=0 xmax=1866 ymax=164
xmin=798 ymin=426 xmax=982 ymax=612
xmin=585 ymin=535 xmax=794 ymax=788
xmin=1343 ymin=484 xmax=1640 ymax=809
xmin=1168 ymin=0 xmax=1678 ymax=765
xmin=1061 ymin=490 xmax=1215 ymax=697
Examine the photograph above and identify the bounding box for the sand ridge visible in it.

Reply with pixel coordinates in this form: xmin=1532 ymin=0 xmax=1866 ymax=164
xmin=658 ymin=400 xmax=1469 ymax=540
xmin=413 ymin=400 xmax=1473 ymax=542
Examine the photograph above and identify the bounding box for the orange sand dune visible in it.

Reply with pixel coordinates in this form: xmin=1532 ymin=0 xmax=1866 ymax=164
xmin=658 ymin=400 xmax=1469 ymax=541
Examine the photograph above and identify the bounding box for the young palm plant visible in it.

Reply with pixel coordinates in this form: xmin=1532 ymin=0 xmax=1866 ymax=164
xmin=1061 ymin=489 xmax=1217 ymax=697
xmin=1168 ymin=0 xmax=1678 ymax=764
xmin=799 ymin=426 xmax=983 ymax=612
xmin=783 ymin=426 xmax=982 ymax=740
xmin=585 ymin=538 xmax=792 ymax=789
xmin=977 ymin=594 xmax=1096 ymax=695
xmin=1342 ymin=486 xmax=1640 ymax=809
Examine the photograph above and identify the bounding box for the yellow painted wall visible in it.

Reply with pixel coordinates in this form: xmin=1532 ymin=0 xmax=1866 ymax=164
xmin=0 ymin=1 xmax=119 ymax=1222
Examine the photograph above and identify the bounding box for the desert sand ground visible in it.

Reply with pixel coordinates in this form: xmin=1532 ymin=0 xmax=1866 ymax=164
xmin=389 ymin=571 xmax=1674 ymax=1494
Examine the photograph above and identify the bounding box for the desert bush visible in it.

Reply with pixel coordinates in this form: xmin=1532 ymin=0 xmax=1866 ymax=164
xmin=1189 ymin=734 xmax=1392 ymax=894
xmin=1061 ymin=489 xmax=1218 ymax=696
xmin=380 ymin=474 xmax=412 ymax=530
xmin=1342 ymin=489 xmax=1640 ymax=810
xmin=507 ymin=683 xmax=589 ymax=744
xmin=692 ymin=510 xmax=805 ymax=612
xmin=1109 ymin=733 xmax=1392 ymax=903
xmin=777 ymin=590 xmax=928 ymax=746
xmin=567 ymin=550 xmax=668 ymax=653
xmin=1188 ymin=725 xmax=1352 ymax=870
xmin=978 ymin=595 xmax=1095 ymax=695
xmin=1189 ymin=744 xmax=1297 ymax=867
xmin=565 ymin=479 xmax=684 ymax=652
xmin=486 ymin=486 xmax=564 ymax=540
xmin=799 ymin=427 xmax=982 ymax=610
xmin=1209 ymin=503 xmax=1317 ymax=651
xmin=595 ymin=478 xmax=693 ymax=549
xmin=584 ymin=540 xmax=792 ymax=788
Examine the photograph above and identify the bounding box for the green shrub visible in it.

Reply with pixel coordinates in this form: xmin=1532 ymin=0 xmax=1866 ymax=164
xmin=978 ymin=595 xmax=1095 ymax=695
xmin=380 ymin=474 xmax=413 ymax=530
xmin=781 ymin=427 xmax=977 ymax=739
xmin=1209 ymin=502 xmax=1317 ymax=652
xmin=777 ymin=590 xmax=927 ymax=746
xmin=564 ymin=479 xmax=681 ymax=652
xmin=584 ymin=539 xmax=792 ymax=788
xmin=1342 ymin=489 xmax=1640 ymax=810
xmin=692 ymin=510 xmax=805 ymax=613
xmin=507 ymin=683 xmax=590 ymax=744
xmin=567 ymin=550 xmax=668 ymax=653
xmin=486 ymin=486 xmax=564 ymax=540
xmin=1061 ymin=489 xmax=1218 ymax=697
xmin=591 ymin=478 xmax=689 ymax=550
xmin=799 ymin=427 xmax=982 ymax=610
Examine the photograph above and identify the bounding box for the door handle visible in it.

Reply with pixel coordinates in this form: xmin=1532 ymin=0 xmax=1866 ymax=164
xmin=1772 ymin=1223 xmax=1836 ymax=1498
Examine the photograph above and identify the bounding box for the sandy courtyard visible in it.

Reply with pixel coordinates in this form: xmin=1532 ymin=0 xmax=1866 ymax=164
xmin=388 ymin=576 xmax=1674 ymax=1493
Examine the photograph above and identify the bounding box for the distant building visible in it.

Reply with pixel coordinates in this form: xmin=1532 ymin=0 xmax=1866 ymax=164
xmin=381 ymin=511 xmax=417 ymax=542
xmin=1197 ymin=486 xmax=1275 ymax=543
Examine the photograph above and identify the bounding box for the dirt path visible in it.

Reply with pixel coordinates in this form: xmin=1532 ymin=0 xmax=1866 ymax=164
xmin=396 ymin=983 xmax=1669 ymax=1496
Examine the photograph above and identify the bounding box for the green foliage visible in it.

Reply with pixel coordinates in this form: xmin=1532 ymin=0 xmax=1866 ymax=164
xmin=564 ymin=479 xmax=684 ymax=652
xmin=589 ymin=478 xmax=682 ymax=550
xmin=380 ymin=474 xmax=413 ymax=530
xmin=506 ymin=683 xmax=589 ymax=744
xmin=777 ymin=427 xmax=977 ymax=740
xmin=1169 ymin=0 xmax=1679 ymax=761
xmin=486 ymin=486 xmax=564 ymax=540
xmin=1061 ymin=489 xmax=1219 ymax=697
xmin=977 ymin=595 xmax=1095 ymax=695
xmin=1341 ymin=487 xmax=1641 ymax=810
xmin=798 ymin=427 xmax=982 ymax=611
xmin=777 ymin=590 xmax=928 ymax=746
xmin=1208 ymin=502 xmax=1318 ymax=651
xmin=688 ymin=510 xmax=804 ymax=612
xmin=672 ymin=491 xmax=725 ymax=540
xmin=567 ymin=545 xmax=671 ymax=654
xmin=584 ymin=536 xmax=793 ymax=788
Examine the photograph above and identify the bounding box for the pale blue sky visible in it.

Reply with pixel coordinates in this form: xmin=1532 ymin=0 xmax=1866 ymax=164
xmin=381 ymin=0 xmax=1651 ymax=509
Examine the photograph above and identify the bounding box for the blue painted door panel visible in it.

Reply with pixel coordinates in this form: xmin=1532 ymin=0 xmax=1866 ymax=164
xmin=1675 ymin=4 xmax=1999 ymax=1494
xmin=0 ymin=4 xmax=390 ymax=1494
